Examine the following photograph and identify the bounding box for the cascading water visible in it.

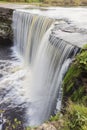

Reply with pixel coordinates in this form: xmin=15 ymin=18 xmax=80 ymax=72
xmin=12 ymin=10 xmax=79 ymax=126
xmin=13 ymin=10 xmax=54 ymax=64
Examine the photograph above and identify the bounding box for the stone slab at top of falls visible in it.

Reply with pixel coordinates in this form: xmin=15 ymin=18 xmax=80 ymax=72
xmin=51 ymin=21 xmax=87 ymax=48
xmin=15 ymin=7 xmax=87 ymax=48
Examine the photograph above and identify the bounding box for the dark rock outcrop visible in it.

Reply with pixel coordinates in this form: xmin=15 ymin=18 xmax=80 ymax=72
xmin=0 ymin=8 xmax=13 ymax=45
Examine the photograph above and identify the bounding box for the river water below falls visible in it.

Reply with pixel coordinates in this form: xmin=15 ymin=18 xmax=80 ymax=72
xmin=0 ymin=45 xmax=28 ymax=125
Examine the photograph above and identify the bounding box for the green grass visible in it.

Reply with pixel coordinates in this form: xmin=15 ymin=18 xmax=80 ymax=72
xmin=0 ymin=0 xmax=87 ymax=6
xmin=65 ymin=102 xmax=87 ymax=130
xmin=63 ymin=45 xmax=87 ymax=106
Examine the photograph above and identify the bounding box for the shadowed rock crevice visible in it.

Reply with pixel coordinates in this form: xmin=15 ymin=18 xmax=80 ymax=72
xmin=0 ymin=8 xmax=13 ymax=45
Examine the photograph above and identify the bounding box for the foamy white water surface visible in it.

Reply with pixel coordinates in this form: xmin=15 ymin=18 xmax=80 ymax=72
xmin=17 ymin=7 xmax=87 ymax=29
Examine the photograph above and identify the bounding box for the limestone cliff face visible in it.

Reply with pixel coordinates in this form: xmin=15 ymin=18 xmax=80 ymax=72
xmin=0 ymin=8 xmax=13 ymax=45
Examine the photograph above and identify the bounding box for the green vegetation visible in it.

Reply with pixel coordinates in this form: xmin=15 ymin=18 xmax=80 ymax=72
xmin=0 ymin=0 xmax=42 ymax=2
xmin=66 ymin=103 xmax=87 ymax=130
xmin=0 ymin=0 xmax=87 ymax=6
xmin=63 ymin=45 xmax=87 ymax=106
xmin=61 ymin=44 xmax=87 ymax=130
xmin=5 ymin=118 xmax=23 ymax=130
xmin=48 ymin=102 xmax=87 ymax=130
xmin=49 ymin=113 xmax=60 ymax=122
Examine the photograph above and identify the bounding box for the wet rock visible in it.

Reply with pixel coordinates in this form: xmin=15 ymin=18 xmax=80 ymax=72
xmin=0 ymin=107 xmax=26 ymax=130
xmin=0 ymin=74 xmax=3 ymax=78
xmin=0 ymin=8 xmax=13 ymax=45
xmin=33 ymin=123 xmax=57 ymax=130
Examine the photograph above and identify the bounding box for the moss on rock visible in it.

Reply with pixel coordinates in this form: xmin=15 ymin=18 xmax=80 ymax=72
xmin=63 ymin=45 xmax=87 ymax=106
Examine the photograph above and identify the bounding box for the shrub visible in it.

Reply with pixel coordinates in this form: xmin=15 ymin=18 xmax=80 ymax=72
xmin=76 ymin=44 xmax=87 ymax=71
xmin=49 ymin=113 xmax=60 ymax=121
xmin=66 ymin=102 xmax=87 ymax=130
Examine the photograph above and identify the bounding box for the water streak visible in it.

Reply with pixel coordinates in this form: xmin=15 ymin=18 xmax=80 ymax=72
xmin=13 ymin=10 xmax=54 ymax=64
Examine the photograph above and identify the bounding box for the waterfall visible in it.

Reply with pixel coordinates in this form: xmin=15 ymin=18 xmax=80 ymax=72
xmin=12 ymin=10 xmax=79 ymax=126
xmin=13 ymin=10 xmax=54 ymax=64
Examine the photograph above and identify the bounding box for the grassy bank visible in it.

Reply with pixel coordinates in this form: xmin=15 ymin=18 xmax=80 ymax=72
xmin=63 ymin=44 xmax=87 ymax=106
xmin=0 ymin=0 xmax=87 ymax=6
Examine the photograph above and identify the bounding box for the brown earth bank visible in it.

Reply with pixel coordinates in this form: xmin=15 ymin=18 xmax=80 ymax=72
xmin=44 ymin=0 xmax=87 ymax=6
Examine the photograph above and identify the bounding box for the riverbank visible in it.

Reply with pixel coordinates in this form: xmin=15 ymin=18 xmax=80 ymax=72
xmin=0 ymin=0 xmax=87 ymax=7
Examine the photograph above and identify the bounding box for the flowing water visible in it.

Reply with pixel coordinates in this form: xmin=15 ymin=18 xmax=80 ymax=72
xmin=12 ymin=10 xmax=80 ymax=126
xmin=0 ymin=7 xmax=87 ymax=127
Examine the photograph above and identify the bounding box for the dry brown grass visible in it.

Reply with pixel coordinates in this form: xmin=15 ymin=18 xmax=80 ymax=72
xmin=44 ymin=0 xmax=87 ymax=6
xmin=81 ymin=0 xmax=87 ymax=5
